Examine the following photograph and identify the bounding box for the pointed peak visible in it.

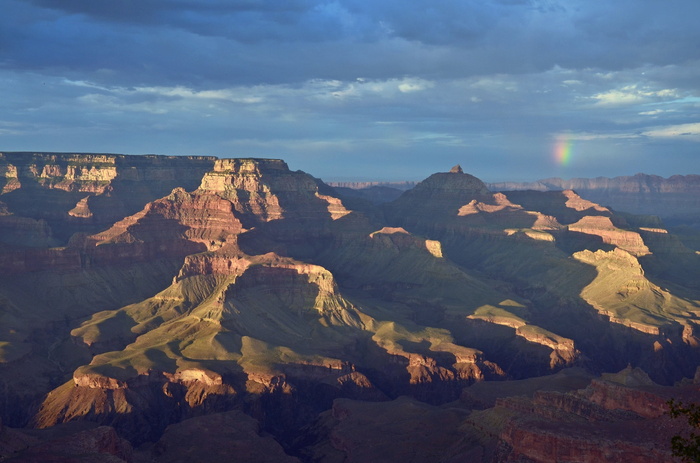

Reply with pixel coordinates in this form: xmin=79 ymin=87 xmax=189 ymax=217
xmin=450 ymin=164 xmax=463 ymax=174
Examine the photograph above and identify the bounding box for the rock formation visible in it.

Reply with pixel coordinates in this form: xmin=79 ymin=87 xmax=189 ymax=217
xmin=489 ymin=173 xmax=700 ymax=229
xmin=0 ymin=154 xmax=698 ymax=462
xmin=0 ymin=422 xmax=133 ymax=462
xmin=0 ymin=152 xmax=216 ymax=242
xmin=493 ymin=367 xmax=700 ymax=463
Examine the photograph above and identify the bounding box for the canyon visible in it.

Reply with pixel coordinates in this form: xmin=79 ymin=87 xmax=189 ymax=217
xmin=488 ymin=174 xmax=700 ymax=230
xmin=1 ymin=152 xmax=699 ymax=462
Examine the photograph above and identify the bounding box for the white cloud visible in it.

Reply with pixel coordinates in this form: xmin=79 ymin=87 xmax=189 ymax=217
xmin=643 ymin=122 xmax=700 ymax=139
xmin=320 ymin=77 xmax=435 ymax=100
xmin=128 ymin=86 xmax=264 ymax=104
xmin=639 ymin=109 xmax=667 ymax=116
xmin=591 ymin=85 xmax=680 ymax=106
xmin=398 ymin=79 xmax=434 ymax=93
xmin=556 ymin=122 xmax=700 ymax=143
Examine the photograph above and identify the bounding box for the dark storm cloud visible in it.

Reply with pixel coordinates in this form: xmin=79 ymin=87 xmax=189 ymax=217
xmin=5 ymin=0 xmax=700 ymax=86
xmin=22 ymin=0 xmax=367 ymax=43
xmin=1 ymin=0 xmax=699 ymax=180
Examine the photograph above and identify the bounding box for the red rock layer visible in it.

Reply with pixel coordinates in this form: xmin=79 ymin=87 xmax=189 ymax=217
xmin=496 ymin=372 xmax=700 ymax=462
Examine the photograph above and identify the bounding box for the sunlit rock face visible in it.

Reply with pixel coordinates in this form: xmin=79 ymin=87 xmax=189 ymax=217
xmin=385 ymin=166 xmax=700 ymax=383
xmin=0 ymin=154 xmax=699 ymax=462
xmin=489 ymin=173 xmax=700 ymax=229
xmin=0 ymin=152 xmax=217 ymax=242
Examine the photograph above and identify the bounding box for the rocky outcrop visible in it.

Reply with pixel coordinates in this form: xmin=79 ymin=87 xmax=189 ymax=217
xmin=457 ymin=192 xmax=520 ymax=216
xmin=495 ymin=367 xmax=700 ymax=463
xmin=199 ymin=158 xmax=287 ymax=224
xmin=0 ymin=153 xmax=119 ymax=194
xmin=0 ymin=152 xmax=216 ymax=242
xmin=492 ymin=173 xmax=700 ymax=228
xmin=500 ymin=189 xmax=612 ymax=225
xmin=568 ymin=215 xmax=650 ymax=255
xmin=2 ymin=155 xmax=700 ymax=460
xmin=35 ymin=369 xmax=239 ymax=444
xmin=574 ymin=247 xmax=700 ymax=337
xmin=386 ymin=168 xmax=492 ymax=226
xmin=85 ymin=186 xmax=243 ymax=259
xmin=175 ymin=250 xmax=253 ymax=280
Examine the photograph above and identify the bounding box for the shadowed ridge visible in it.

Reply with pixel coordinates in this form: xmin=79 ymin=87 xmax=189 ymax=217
xmin=383 ymin=166 xmax=700 ymax=385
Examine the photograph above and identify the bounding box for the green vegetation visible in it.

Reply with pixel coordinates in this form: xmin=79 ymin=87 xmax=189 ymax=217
xmin=668 ymin=399 xmax=700 ymax=463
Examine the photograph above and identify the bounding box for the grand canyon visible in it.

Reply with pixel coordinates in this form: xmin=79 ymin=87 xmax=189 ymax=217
xmin=0 ymin=152 xmax=699 ymax=462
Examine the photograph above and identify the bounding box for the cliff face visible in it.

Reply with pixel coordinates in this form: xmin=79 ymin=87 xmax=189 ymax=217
xmin=0 ymin=152 xmax=216 ymax=242
xmin=19 ymin=159 xmax=503 ymax=445
xmin=490 ymin=173 xmax=700 ymax=228
xmin=495 ymin=368 xmax=700 ymax=463
xmin=386 ymin=168 xmax=700 ymax=384
xmin=1 ymin=155 xmax=699 ymax=461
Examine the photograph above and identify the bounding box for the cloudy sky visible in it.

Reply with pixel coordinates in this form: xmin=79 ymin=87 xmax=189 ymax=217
xmin=1 ymin=0 xmax=699 ymax=182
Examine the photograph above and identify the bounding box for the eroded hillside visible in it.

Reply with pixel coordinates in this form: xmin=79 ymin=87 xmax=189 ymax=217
xmin=1 ymin=153 xmax=699 ymax=462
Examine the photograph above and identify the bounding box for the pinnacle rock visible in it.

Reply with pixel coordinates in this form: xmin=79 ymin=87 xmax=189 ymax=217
xmin=450 ymin=164 xmax=463 ymax=174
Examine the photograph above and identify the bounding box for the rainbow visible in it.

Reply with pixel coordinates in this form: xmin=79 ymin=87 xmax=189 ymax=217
xmin=553 ymin=134 xmax=573 ymax=166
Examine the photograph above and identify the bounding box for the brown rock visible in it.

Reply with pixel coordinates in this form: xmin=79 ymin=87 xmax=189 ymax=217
xmin=150 ymin=410 xmax=299 ymax=463
xmin=491 ymin=173 xmax=700 ymax=228
xmin=495 ymin=368 xmax=700 ymax=463
xmin=568 ymin=215 xmax=650 ymax=255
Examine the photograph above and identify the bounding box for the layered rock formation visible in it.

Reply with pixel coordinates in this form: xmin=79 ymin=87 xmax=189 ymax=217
xmin=0 ymin=152 xmax=216 ymax=242
xmin=489 ymin=173 xmax=700 ymax=229
xmin=493 ymin=367 xmax=700 ymax=463
xmin=0 ymin=421 xmax=133 ymax=462
xmin=0 ymin=153 xmax=699 ymax=462
xmin=385 ymin=167 xmax=700 ymax=387
xmin=300 ymin=366 xmax=697 ymax=463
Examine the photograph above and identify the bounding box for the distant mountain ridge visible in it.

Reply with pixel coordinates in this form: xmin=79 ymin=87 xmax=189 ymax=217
xmin=489 ymin=173 xmax=700 ymax=193
xmin=487 ymin=173 xmax=700 ymax=229
xmin=328 ymin=173 xmax=700 ymax=230
xmin=326 ymin=181 xmax=417 ymax=190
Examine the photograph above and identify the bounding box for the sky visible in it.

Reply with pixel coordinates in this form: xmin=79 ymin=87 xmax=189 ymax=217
xmin=1 ymin=0 xmax=699 ymax=182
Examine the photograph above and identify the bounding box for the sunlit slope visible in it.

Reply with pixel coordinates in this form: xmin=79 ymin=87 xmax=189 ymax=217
xmin=385 ymin=167 xmax=700 ymax=381
xmin=19 ymin=160 xmax=700 ymax=443
xmin=575 ymin=248 xmax=700 ymax=336
xmin=69 ymin=246 xmax=507 ymax=391
xmin=40 ymin=243 xmax=521 ymax=438
xmin=66 ymin=162 xmax=588 ymax=391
